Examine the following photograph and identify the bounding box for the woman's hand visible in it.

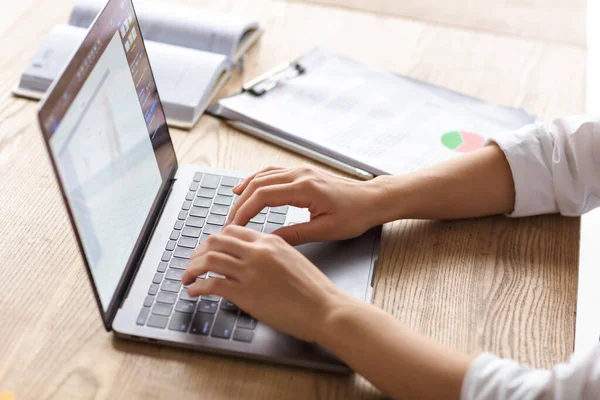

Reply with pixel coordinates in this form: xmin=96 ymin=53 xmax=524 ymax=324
xmin=181 ymin=224 xmax=349 ymax=342
xmin=225 ymin=166 xmax=384 ymax=245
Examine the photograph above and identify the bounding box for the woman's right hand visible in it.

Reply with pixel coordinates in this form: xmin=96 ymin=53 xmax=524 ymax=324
xmin=226 ymin=166 xmax=385 ymax=245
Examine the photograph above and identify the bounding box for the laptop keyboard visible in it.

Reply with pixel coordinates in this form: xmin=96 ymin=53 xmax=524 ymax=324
xmin=135 ymin=172 xmax=289 ymax=343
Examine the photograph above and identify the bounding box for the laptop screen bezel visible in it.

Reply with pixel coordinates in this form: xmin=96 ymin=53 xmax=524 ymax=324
xmin=37 ymin=0 xmax=178 ymax=330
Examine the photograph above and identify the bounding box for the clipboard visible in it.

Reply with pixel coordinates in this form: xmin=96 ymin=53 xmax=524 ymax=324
xmin=207 ymin=48 xmax=535 ymax=179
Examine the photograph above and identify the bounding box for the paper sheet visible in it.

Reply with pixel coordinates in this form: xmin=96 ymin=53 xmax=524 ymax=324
xmin=219 ymin=48 xmax=535 ymax=175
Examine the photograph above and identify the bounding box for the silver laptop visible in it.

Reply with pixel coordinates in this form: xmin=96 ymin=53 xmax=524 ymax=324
xmin=37 ymin=0 xmax=380 ymax=372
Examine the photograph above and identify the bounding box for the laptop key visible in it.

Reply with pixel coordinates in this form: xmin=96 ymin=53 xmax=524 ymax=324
xmin=246 ymin=222 xmax=263 ymax=232
xmin=197 ymin=188 xmax=216 ymax=198
xmin=170 ymin=230 xmax=180 ymax=240
xmin=270 ymin=206 xmax=289 ymax=214
xmin=199 ymin=234 xmax=210 ymax=244
xmin=161 ymin=279 xmax=181 ymax=293
xmin=264 ymin=223 xmax=280 ymax=234
xmin=259 ymin=207 xmax=268 ymax=214
xmin=182 ymin=226 xmax=201 ymax=238
xmin=211 ymin=310 xmax=237 ymax=339
xmin=143 ymin=295 xmax=154 ymax=308
xmin=178 ymin=236 xmax=197 ymax=249
xmin=179 ymin=289 xmax=198 ymax=302
xmin=147 ymin=314 xmax=169 ymax=329
xmin=174 ymin=220 xmax=184 ymax=230
xmin=193 ymin=172 xmax=203 ymax=182
xmin=156 ymin=291 xmax=178 ymax=304
xmin=267 ymin=213 xmax=286 ymax=224
xmin=203 ymin=224 xmax=222 ymax=235
xmin=153 ymin=273 xmax=164 ymax=284
xmin=169 ymin=312 xmax=193 ymax=332
xmin=186 ymin=217 xmax=205 ymax=228
xmin=178 ymin=210 xmax=188 ymax=220
xmin=151 ymin=303 xmax=173 ymax=317
xmin=169 ymin=257 xmax=188 ymax=269
xmin=166 ymin=268 xmax=184 ymax=281
xmin=161 ymin=251 xmax=172 ymax=262
xmin=202 ymin=294 xmax=221 ymax=302
xmin=249 ymin=214 xmax=266 ymax=224
xmin=197 ymin=300 xmax=219 ymax=314
xmin=181 ymin=201 xmax=192 ymax=211
xmin=193 ymin=197 xmax=212 ymax=208
xmin=157 ymin=262 xmax=168 ymax=273
xmin=217 ymin=186 xmax=234 ymax=197
xmin=185 ymin=191 xmax=195 ymax=201
xmin=237 ymin=314 xmax=257 ymax=330
xmin=210 ymin=205 xmax=229 ymax=216
xmin=220 ymin=299 xmax=238 ymax=311
xmin=201 ymin=174 xmax=220 ymax=189
xmin=189 ymin=206 xmax=209 ymax=218
xmin=136 ymin=307 xmax=150 ymax=325
xmin=213 ymin=195 xmax=232 ymax=206
xmin=174 ymin=247 xmax=194 ymax=259
xmin=189 ymin=181 xmax=199 ymax=191
xmin=221 ymin=177 xmax=240 ymax=187
xmin=166 ymin=240 xmax=176 ymax=251
xmin=148 ymin=284 xmax=159 ymax=295
xmin=233 ymin=329 xmax=253 ymax=343
xmin=175 ymin=300 xmax=196 ymax=314
xmin=207 ymin=214 xmax=226 ymax=226
xmin=190 ymin=312 xmax=214 ymax=335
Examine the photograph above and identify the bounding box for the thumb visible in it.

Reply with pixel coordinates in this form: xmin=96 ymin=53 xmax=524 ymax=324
xmin=273 ymin=217 xmax=333 ymax=246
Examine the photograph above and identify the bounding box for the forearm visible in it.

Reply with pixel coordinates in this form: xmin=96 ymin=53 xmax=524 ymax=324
xmin=317 ymin=294 xmax=473 ymax=399
xmin=368 ymin=144 xmax=515 ymax=224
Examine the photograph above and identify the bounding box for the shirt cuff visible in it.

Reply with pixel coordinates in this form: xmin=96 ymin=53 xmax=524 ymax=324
xmin=484 ymin=123 xmax=558 ymax=217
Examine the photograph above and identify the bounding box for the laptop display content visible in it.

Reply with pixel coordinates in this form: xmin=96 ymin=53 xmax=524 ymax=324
xmin=38 ymin=0 xmax=177 ymax=322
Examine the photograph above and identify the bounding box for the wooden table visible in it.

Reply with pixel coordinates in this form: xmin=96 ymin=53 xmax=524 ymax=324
xmin=0 ymin=0 xmax=587 ymax=398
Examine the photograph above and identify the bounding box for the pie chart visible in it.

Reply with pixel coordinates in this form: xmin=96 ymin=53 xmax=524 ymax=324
xmin=441 ymin=131 xmax=485 ymax=153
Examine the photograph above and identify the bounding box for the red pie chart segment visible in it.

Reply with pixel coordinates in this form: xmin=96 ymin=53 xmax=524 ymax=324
xmin=456 ymin=132 xmax=485 ymax=153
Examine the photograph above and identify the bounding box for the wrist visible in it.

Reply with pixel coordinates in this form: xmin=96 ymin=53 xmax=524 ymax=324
xmin=364 ymin=175 xmax=413 ymax=226
xmin=314 ymin=291 xmax=361 ymax=349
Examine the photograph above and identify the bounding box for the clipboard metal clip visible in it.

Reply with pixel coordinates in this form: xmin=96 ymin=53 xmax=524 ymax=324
xmin=243 ymin=62 xmax=305 ymax=97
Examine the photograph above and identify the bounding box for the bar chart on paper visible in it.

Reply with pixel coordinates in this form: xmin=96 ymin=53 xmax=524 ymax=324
xmin=441 ymin=131 xmax=485 ymax=153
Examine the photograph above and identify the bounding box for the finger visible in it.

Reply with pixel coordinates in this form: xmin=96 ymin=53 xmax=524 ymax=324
xmin=227 ymin=170 xmax=297 ymax=225
xmin=187 ymin=276 xmax=238 ymax=298
xmin=233 ymin=166 xmax=285 ymax=194
xmin=192 ymin=234 xmax=253 ymax=260
xmin=182 ymin=251 xmax=242 ymax=285
xmin=231 ymin=183 xmax=308 ymax=226
xmin=221 ymin=224 xmax=262 ymax=242
xmin=272 ymin=217 xmax=334 ymax=246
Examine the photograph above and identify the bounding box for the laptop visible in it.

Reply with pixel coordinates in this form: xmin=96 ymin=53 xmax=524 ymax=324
xmin=37 ymin=0 xmax=380 ymax=372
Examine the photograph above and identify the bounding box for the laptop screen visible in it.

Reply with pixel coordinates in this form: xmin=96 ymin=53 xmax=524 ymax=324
xmin=38 ymin=0 xmax=177 ymax=319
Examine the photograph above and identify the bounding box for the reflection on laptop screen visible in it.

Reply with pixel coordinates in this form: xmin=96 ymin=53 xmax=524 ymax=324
xmin=42 ymin=0 xmax=175 ymax=311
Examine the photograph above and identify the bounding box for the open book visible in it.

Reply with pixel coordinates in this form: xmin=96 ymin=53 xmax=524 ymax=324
xmin=13 ymin=0 xmax=263 ymax=128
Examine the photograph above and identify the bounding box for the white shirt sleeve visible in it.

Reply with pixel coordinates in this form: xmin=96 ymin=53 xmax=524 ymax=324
xmin=461 ymin=345 xmax=600 ymax=400
xmin=486 ymin=115 xmax=600 ymax=217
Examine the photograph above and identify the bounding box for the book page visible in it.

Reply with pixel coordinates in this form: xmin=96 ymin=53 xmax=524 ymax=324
xmin=17 ymin=24 xmax=228 ymax=126
xmin=70 ymin=0 xmax=259 ymax=59
xmin=219 ymin=49 xmax=535 ymax=175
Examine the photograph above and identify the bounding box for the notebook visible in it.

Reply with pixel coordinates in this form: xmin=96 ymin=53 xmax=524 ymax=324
xmin=208 ymin=48 xmax=536 ymax=178
xmin=13 ymin=0 xmax=263 ymax=129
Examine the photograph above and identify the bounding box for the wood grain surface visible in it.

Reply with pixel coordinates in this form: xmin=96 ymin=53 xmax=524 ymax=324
xmin=0 ymin=0 xmax=586 ymax=398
